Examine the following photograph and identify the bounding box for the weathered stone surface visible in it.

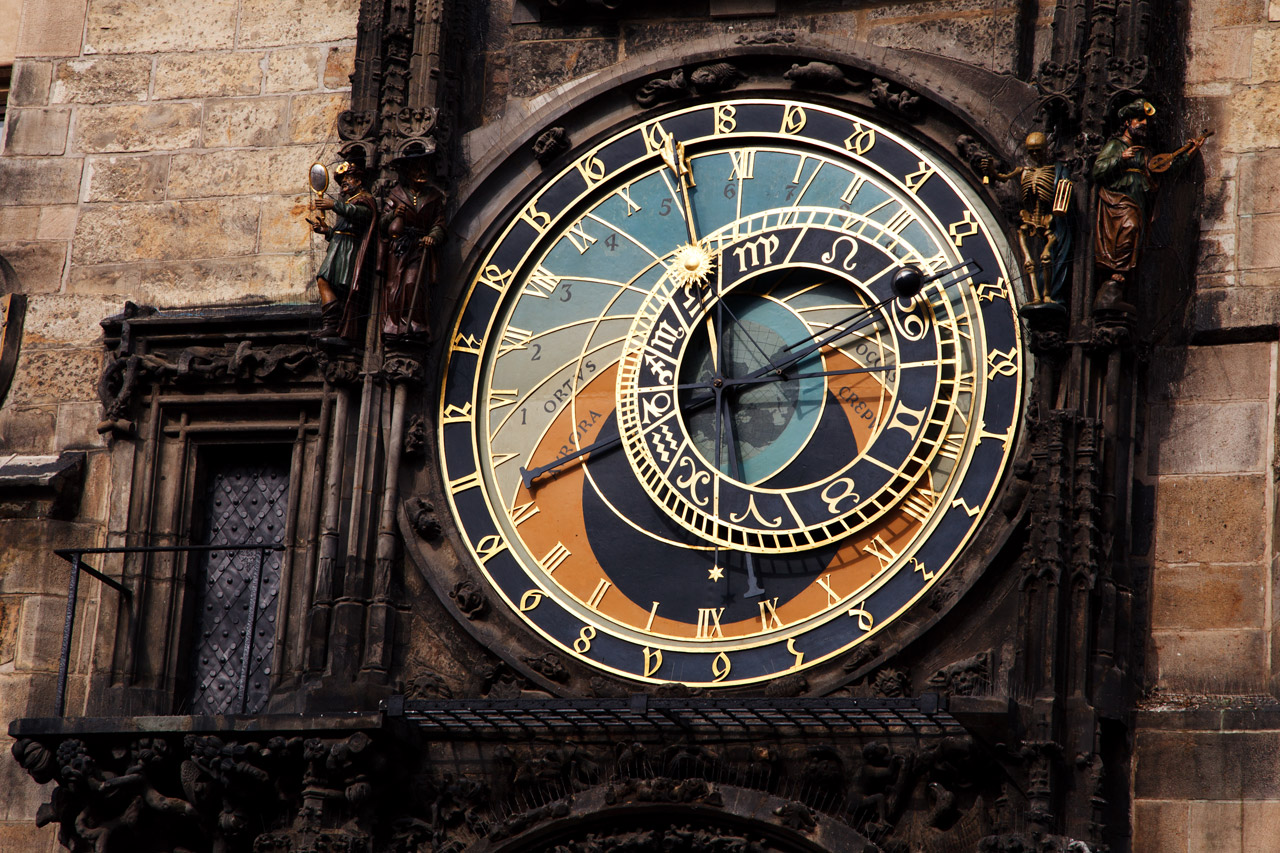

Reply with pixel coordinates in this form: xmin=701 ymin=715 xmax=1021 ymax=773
xmin=0 ymin=597 xmax=17 ymax=667
xmin=16 ymin=0 xmax=88 ymax=56
xmin=0 ymin=521 xmax=98 ymax=594
xmin=74 ymin=103 xmax=203 ymax=154
xmin=1196 ymin=229 xmax=1237 ymax=274
xmin=85 ymin=0 xmax=237 ymax=54
xmin=237 ymin=0 xmax=359 ymax=48
xmin=0 ymin=406 xmax=56 ymax=453
xmin=1228 ymin=84 xmax=1280 ymax=152
xmin=152 ymin=51 xmax=265 ymax=100
xmin=1133 ymin=800 xmax=1189 ymax=853
xmin=868 ymin=12 xmax=1018 ymax=75
xmin=203 ymin=97 xmax=289 ymax=148
xmin=1187 ymin=26 xmax=1253 ymax=84
xmin=76 ymin=449 xmax=111 ymax=523
xmin=1189 ymin=801 xmax=1244 ymax=852
xmin=1194 ymin=284 xmax=1280 ymax=334
xmin=50 ymin=56 xmax=150 ymax=104
xmin=623 ymin=20 xmax=725 ymax=55
xmin=706 ymin=0 xmax=774 ymax=13
xmin=1190 ymin=0 xmax=1267 ymax=31
xmin=1239 ymin=150 xmax=1280 ymax=215
xmin=2 ymin=108 xmax=70 ymax=156
xmin=0 ymin=713 xmax=56 ymax=821
xmin=0 ymin=208 xmax=40 ymax=242
xmin=1135 ymin=730 xmax=1280 ymax=799
xmin=54 ymin=402 xmax=107 ymax=451
xmin=36 ymin=206 xmax=78 ymax=241
xmin=1152 ymin=565 xmax=1266 ymax=630
xmin=84 ymin=154 xmax=170 ymax=203
xmin=288 ymin=92 xmax=347 ymax=144
xmin=324 ymin=44 xmax=355 ymax=89
xmin=20 ymin=294 xmax=121 ymax=347
xmin=0 ymin=820 xmax=57 ymax=852
xmin=1147 ymin=402 xmax=1267 ymax=475
xmin=260 ymin=194 xmax=314 ymax=253
xmin=68 ymin=255 xmax=312 ymax=305
xmin=4 ymin=349 xmax=102 ymax=406
xmin=1239 ymin=212 xmax=1280 ymax=269
xmin=166 ymin=147 xmax=316 ymax=198
xmin=266 ymin=46 xmax=324 ymax=93
xmin=0 ymin=243 xmax=68 ymax=293
xmin=1242 ymin=802 xmax=1280 ymax=853
xmin=72 ymin=200 xmax=259 ymax=264
xmin=14 ymin=594 xmax=65 ymax=672
xmin=9 ymin=61 xmax=52 ymax=107
xmin=1153 ymin=474 xmax=1267 ymax=564
xmin=1151 ymin=629 xmax=1267 ymax=692
xmin=507 ymin=38 xmax=620 ymax=99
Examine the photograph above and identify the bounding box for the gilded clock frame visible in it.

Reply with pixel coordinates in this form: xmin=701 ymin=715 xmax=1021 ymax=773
xmin=436 ymin=96 xmax=1026 ymax=687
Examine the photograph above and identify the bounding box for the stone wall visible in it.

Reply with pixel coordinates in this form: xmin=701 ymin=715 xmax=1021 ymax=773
xmin=1134 ymin=1 xmax=1280 ymax=850
xmin=480 ymin=0 xmax=1030 ymax=122
xmin=0 ymin=1 xmax=358 ymax=849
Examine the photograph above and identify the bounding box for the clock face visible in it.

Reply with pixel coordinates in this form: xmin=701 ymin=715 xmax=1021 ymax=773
xmin=439 ymin=98 xmax=1023 ymax=686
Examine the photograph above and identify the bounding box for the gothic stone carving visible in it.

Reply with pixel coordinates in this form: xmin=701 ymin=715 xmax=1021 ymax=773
xmin=98 ymin=342 xmax=315 ymax=435
xmin=784 ymin=61 xmax=862 ymax=93
xmin=533 ymin=126 xmax=571 ymax=166
xmin=869 ymin=78 xmax=923 ymax=121
xmin=634 ymin=63 xmax=746 ymax=108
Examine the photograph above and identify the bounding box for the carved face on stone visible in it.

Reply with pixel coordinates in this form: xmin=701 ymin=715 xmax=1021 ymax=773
xmin=337 ymin=172 xmax=362 ymax=196
xmin=1124 ymin=115 xmax=1148 ymax=143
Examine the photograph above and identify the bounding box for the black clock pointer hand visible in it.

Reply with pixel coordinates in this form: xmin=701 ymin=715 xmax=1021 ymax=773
xmin=768 ymin=260 xmax=980 ymax=378
xmin=723 ymin=362 xmax=896 ymax=388
xmin=718 ymin=389 xmax=766 ymax=598
xmin=520 ymin=263 xmax=979 ymax=487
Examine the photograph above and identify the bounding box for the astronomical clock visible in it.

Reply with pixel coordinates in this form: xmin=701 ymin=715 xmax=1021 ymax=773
xmin=438 ymin=97 xmax=1024 ymax=688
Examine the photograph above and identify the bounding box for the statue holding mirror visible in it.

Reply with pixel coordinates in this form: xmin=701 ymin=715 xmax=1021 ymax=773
xmin=306 ymin=160 xmax=378 ymax=340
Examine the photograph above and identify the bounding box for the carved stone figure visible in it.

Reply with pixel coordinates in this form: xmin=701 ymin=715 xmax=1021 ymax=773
xmin=635 ymin=69 xmax=687 ymax=107
xmin=533 ymin=126 xmax=571 ymax=165
xmin=1092 ymin=98 xmax=1208 ymax=308
xmin=870 ymin=78 xmax=923 ymax=120
xmin=784 ymin=61 xmax=860 ymax=92
xmin=309 ymin=161 xmax=378 ymax=340
xmin=688 ymin=62 xmax=746 ymax=95
xmin=985 ymin=133 xmax=1073 ymax=306
xmin=381 ymin=148 xmax=447 ymax=339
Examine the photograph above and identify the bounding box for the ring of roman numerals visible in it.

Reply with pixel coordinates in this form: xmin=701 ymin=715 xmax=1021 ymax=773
xmin=436 ymin=96 xmax=1026 ymax=686
xmin=615 ymin=219 xmax=967 ymax=553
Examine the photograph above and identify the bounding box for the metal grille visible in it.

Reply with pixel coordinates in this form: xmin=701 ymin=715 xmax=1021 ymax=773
xmin=187 ymin=454 xmax=289 ymax=715
xmin=392 ymin=695 xmax=962 ymax=737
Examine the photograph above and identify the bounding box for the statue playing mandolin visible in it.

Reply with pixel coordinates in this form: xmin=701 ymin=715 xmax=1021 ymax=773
xmin=1092 ymin=98 xmax=1210 ymax=310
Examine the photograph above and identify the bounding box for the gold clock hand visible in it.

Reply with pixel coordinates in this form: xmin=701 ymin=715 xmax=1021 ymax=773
xmin=659 ymin=131 xmax=700 ymax=244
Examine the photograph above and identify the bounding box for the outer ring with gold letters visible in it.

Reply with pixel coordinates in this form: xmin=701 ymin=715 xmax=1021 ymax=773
xmin=438 ymin=97 xmax=1024 ymax=687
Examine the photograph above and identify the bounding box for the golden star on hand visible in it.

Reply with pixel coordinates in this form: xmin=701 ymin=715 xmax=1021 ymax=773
xmin=708 ymin=565 xmax=725 ymax=582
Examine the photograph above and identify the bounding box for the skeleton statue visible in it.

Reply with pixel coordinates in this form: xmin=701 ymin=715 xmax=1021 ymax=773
xmin=984 ymin=133 xmax=1072 ymax=306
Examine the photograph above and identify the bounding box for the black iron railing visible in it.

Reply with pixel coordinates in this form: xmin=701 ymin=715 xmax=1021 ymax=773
xmin=52 ymin=544 xmax=284 ymax=716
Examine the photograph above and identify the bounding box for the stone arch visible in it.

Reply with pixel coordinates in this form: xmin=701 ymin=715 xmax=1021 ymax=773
xmin=471 ymin=783 xmax=873 ymax=853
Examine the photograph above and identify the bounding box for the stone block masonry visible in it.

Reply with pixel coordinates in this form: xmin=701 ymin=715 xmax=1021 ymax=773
xmin=0 ymin=4 xmax=359 ymax=850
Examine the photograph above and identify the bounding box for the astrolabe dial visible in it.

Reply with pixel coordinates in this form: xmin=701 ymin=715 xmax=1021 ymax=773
xmin=439 ymin=98 xmax=1024 ymax=686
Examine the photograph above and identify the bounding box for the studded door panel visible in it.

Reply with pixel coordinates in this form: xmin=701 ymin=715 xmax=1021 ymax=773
xmin=187 ymin=454 xmax=289 ymax=714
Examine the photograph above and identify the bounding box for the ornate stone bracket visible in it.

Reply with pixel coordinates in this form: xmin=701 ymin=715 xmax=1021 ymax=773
xmin=95 ymin=303 xmax=325 ymax=437
xmin=10 ymin=729 xmax=385 ymax=853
